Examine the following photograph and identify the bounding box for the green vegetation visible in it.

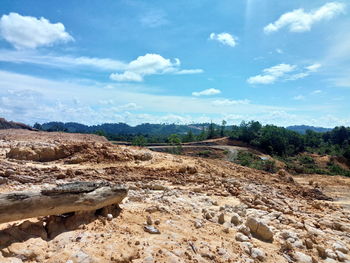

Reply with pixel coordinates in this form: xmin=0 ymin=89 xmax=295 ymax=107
xmin=167 ymin=134 xmax=183 ymax=155
xmin=235 ymin=151 xmax=277 ymax=173
xmin=35 ymin=120 xmax=350 ymax=177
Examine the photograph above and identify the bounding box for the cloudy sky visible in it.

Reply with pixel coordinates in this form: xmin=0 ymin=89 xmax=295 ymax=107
xmin=0 ymin=0 xmax=349 ymax=127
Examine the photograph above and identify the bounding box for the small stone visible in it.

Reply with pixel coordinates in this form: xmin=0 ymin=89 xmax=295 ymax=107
xmin=135 ymin=241 xmax=140 ymax=245
xmin=333 ymin=241 xmax=349 ymax=254
xmin=205 ymin=212 xmax=212 ymax=220
xmin=316 ymin=245 xmax=327 ymax=259
xmin=304 ymin=239 xmax=313 ymax=250
xmin=218 ymin=213 xmax=225 ymax=224
xmin=194 ymin=220 xmax=203 ymax=229
xmin=240 ymin=242 xmax=253 ymax=254
xmin=154 ymin=219 xmax=160 ymax=225
xmin=293 ymin=251 xmax=313 ymax=263
xmin=146 ymin=216 xmax=153 ymax=225
xmin=143 ymin=225 xmax=160 ymax=234
xmin=106 ymin=214 xmax=113 ymax=221
xmin=325 ymin=249 xmax=337 ymax=259
xmin=336 ymin=250 xmax=347 ymax=262
xmin=250 ymin=247 xmax=266 ymax=261
xmin=222 ymin=227 xmax=230 ymax=234
xmin=235 ymin=233 xmax=250 ymax=242
xmin=238 ymin=225 xmax=251 ymax=237
xmin=231 ymin=213 xmax=242 ymax=226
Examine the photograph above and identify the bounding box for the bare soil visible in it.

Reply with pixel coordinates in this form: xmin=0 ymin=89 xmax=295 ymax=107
xmin=0 ymin=130 xmax=349 ymax=263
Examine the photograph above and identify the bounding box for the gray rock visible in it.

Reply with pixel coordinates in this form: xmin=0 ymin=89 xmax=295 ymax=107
xmin=235 ymin=233 xmax=250 ymax=242
xmin=238 ymin=225 xmax=251 ymax=237
xmin=250 ymin=247 xmax=266 ymax=261
xmin=144 ymin=225 xmax=160 ymax=234
xmin=245 ymin=217 xmax=273 ymax=242
xmin=333 ymin=241 xmax=349 ymax=254
xmin=336 ymin=250 xmax=347 ymax=262
xmin=293 ymin=251 xmax=313 ymax=263
xmin=326 ymin=249 xmax=338 ymax=260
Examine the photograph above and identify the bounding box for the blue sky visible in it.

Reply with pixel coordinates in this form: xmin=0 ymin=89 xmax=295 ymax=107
xmin=0 ymin=0 xmax=349 ymax=127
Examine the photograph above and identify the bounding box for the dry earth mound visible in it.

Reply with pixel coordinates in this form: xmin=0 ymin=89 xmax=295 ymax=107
xmin=0 ymin=118 xmax=34 ymax=131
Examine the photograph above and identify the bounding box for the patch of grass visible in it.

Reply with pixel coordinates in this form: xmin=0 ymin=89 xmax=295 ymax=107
xmin=234 ymin=151 xmax=277 ymax=173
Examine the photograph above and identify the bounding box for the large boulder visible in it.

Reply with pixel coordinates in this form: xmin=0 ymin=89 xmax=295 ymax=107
xmin=245 ymin=217 xmax=274 ymax=242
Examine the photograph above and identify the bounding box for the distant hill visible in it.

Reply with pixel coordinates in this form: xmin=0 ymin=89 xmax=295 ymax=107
xmin=287 ymin=125 xmax=332 ymax=134
xmin=0 ymin=117 xmax=34 ymax=130
xmin=37 ymin=122 xmax=210 ymax=136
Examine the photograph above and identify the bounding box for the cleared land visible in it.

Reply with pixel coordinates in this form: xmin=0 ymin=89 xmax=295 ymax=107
xmin=0 ymin=130 xmax=349 ymax=263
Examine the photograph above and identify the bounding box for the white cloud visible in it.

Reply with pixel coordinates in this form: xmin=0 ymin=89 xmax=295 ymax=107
xmin=276 ymin=48 xmax=284 ymax=54
xmin=293 ymin=95 xmax=305 ymax=100
xmin=118 ymin=103 xmax=140 ymax=110
xmin=247 ymin=75 xmax=277 ymax=85
xmin=209 ymin=32 xmax=237 ymax=47
xmin=264 ymin=2 xmax=346 ymax=34
xmin=212 ymin=99 xmax=250 ymax=106
xmin=0 ymin=13 xmax=73 ymax=49
xmin=110 ymin=71 xmax=144 ymax=82
xmin=247 ymin=63 xmax=321 ymax=84
xmin=175 ymin=69 xmax=204 ymax=75
xmin=247 ymin=63 xmax=296 ymax=84
xmin=287 ymin=72 xmax=309 ymax=80
xmin=306 ymin=63 xmax=322 ymax=72
xmin=264 ymin=63 xmax=296 ymax=76
xmin=0 ymin=50 xmax=126 ymax=71
xmin=110 ymin=53 xmax=202 ymax=82
xmin=192 ymin=88 xmax=221 ymax=96
xmin=311 ymin=89 xmax=322 ymax=94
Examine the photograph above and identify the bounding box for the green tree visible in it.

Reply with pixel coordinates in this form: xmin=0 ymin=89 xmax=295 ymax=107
xmin=168 ymin=134 xmax=182 ymax=154
xmin=184 ymin=130 xmax=194 ymax=142
xmin=220 ymin=120 xmax=227 ymax=137
xmin=95 ymin=130 xmax=106 ymax=137
xmin=132 ymin=135 xmax=147 ymax=146
xmin=207 ymin=122 xmax=216 ymax=139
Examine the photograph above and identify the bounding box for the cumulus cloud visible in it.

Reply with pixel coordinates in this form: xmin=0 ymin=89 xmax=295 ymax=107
xmin=247 ymin=63 xmax=321 ymax=85
xmin=110 ymin=53 xmax=203 ymax=82
xmin=209 ymin=32 xmax=237 ymax=47
xmin=264 ymin=2 xmax=346 ymax=34
xmin=192 ymin=88 xmax=221 ymax=96
xmin=0 ymin=13 xmax=73 ymax=49
xmin=212 ymin=99 xmax=250 ymax=106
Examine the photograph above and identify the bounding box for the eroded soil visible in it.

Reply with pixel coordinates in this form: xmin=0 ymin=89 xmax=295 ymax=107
xmin=0 ymin=129 xmax=349 ymax=263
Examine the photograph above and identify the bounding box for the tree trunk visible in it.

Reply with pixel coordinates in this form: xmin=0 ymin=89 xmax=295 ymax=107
xmin=0 ymin=182 xmax=127 ymax=224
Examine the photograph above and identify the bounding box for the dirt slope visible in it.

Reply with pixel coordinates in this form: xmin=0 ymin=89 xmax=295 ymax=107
xmin=0 ymin=130 xmax=349 ymax=263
